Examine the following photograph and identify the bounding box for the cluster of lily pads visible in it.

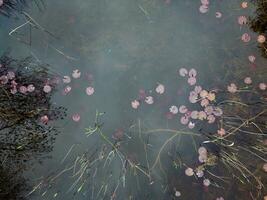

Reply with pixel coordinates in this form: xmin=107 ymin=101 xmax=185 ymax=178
xmin=177 ymin=67 xmax=223 ymax=129
xmin=184 ymin=145 xmax=218 ymax=189
xmin=189 ymin=76 xmax=266 ymax=198
xmin=227 ymin=77 xmax=266 ymax=93
xmin=198 ymin=0 xmax=223 ymax=18
xmin=60 ymin=69 xmax=95 ymax=122
xmin=0 ymin=65 xmax=53 ymax=95
xmin=131 ymin=83 xmax=165 ymax=109
xmin=237 ymin=1 xmax=267 ymax=65
xmin=61 ymin=69 xmax=95 ymax=96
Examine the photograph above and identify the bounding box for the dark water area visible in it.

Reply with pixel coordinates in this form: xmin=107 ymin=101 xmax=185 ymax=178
xmin=0 ymin=0 xmax=267 ymax=200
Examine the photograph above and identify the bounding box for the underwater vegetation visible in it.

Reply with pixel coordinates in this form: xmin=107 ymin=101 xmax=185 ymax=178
xmin=0 ymin=53 xmax=66 ymax=199
xmin=174 ymin=68 xmax=267 ymax=199
xmin=127 ymin=67 xmax=267 ymax=200
xmin=0 ymin=0 xmax=44 ymax=17
xmin=29 ymin=68 xmax=266 ymax=199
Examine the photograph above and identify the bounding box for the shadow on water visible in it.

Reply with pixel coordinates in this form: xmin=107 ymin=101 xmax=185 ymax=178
xmin=0 ymin=53 xmax=66 ymax=199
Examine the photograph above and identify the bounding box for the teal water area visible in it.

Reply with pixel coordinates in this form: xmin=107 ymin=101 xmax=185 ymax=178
xmin=0 ymin=0 xmax=266 ymax=199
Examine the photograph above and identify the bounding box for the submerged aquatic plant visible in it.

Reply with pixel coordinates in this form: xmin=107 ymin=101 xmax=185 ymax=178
xmin=125 ymin=67 xmax=266 ymax=199
xmin=0 ymin=0 xmax=44 ymax=17
xmin=20 ymin=0 xmax=267 ymax=198
xmin=30 ymin=112 xmax=157 ymax=199
xmin=175 ymin=68 xmax=267 ymax=199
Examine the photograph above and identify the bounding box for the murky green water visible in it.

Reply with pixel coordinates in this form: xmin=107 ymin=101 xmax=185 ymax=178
xmin=0 ymin=0 xmax=267 ymax=199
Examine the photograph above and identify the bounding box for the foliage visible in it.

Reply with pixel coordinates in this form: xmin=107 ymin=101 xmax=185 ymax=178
xmin=0 ymin=54 xmax=66 ymax=199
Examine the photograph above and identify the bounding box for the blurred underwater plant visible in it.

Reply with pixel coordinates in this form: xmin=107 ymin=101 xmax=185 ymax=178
xmin=0 ymin=0 xmax=44 ymax=17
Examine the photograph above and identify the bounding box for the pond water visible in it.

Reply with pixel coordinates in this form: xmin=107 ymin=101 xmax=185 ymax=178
xmin=0 ymin=0 xmax=267 ymax=200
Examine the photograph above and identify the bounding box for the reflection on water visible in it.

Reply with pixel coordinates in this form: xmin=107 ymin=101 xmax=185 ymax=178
xmin=0 ymin=0 xmax=267 ymax=199
xmin=0 ymin=53 xmax=67 ymax=199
